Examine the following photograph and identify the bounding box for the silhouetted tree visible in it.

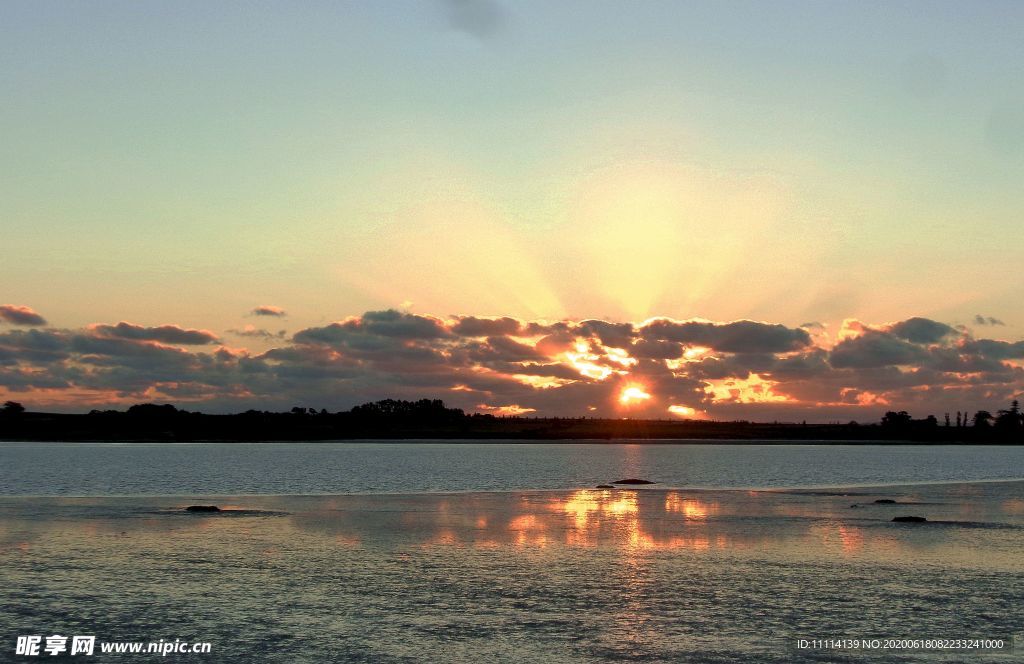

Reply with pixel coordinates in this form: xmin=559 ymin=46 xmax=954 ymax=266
xmin=995 ymin=400 xmax=1022 ymax=432
xmin=972 ymin=410 xmax=993 ymax=428
xmin=944 ymin=413 xmax=951 ymax=427
xmin=881 ymin=411 xmax=912 ymax=427
xmin=126 ymin=403 xmax=179 ymax=418
xmin=2 ymin=401 xmax=25 ymax=416
xmin=350 ymin=399 xmax=465 ymax=422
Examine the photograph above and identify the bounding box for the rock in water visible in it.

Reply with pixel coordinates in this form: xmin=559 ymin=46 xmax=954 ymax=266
xmin=874 ymin=499 xmax=897 ymax=504
xmin=892 ymin=515 xmax=927 ymax=523
xmin=185 ymin=505 xmax=221 ymax=513
xmin=611 ymin=479 xmax=655 ymax=485
xmin=596 ymin=485 xmax=615 ymax=489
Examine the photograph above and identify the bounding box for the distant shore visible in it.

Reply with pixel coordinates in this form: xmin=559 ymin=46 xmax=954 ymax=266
xmin=1 ymin=410 xmax=1020 ymax=444
xmin=3 ymin=399 xmax=1021 ymax=444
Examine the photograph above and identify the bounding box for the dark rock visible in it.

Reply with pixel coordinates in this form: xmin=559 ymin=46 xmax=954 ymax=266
xmin=874 ymin=499 xmax=897 ymax=504
xmin=596 ymin=485 xmax=615 ymax=489
xmin=892 ymin=515 xmax=927 ymax=523
xmin=611 ymin=479 xmax=655 ymax=485
xmin=185 ymin=505 xmax=221 ymax=513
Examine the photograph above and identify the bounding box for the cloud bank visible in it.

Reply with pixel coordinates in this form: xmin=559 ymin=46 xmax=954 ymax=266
xmin=0 ymin=309 xmax=1020 ymax=421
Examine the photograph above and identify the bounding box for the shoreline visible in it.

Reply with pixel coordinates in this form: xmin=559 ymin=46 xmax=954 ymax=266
xmin=2 ymin=437 xmax=1022 ymax=445
xmin=4 ymin=477 xmax=1024 ymax=500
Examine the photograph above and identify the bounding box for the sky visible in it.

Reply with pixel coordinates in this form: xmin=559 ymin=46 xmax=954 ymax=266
xmin=1 ymin=1 xmax=1023 ymax=419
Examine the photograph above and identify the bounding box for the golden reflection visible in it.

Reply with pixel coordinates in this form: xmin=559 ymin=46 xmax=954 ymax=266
xmin=558 ymin=489 xmax=602 ymax=529
xmin=837 ymin=525 xmax=864 ymax=554
xmin=544 ymin=490 xmax=723 ymax=551
xmin=508 ymin=514 xmax=550 ymax=547
xmin=606 ymin=492 xmax=640 ymax=516
xmin=812 ymin=523 xmax=880 ymax=557
xmin=1000 ymin=498 xmax=1024 ymax=514
xmin=424 ymin=528 xmax=460 ymax=547
xmin=663 ymin=492 xmax=718 ymax=521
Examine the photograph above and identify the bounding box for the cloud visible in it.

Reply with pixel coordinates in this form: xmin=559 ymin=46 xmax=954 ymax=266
xmin=451 ymin=316 xmax=523 ymax=337
xmin=0 ymin=305 xmax=47 ymax=326
xmin=829 ymin=330 xmax=928 ymax=368
xmin=640 ymin=319 xmax=811 ymax=353
xmin=974 ymin=315 xmax=1006 ymax=326
xmin=0 ymin=310 xmax=1021 ymax=422
xmin=295 ymin=310 xmax=450 ymax=347
xmin=251 ymin=305 xmax=287 ymax=317
xmin=90 ymin=322 xmax=220 ymax=345
xmin=442 ymin=0 xmax=505 ymax=39
xmin=228 ymin=326 xmax=287 ymax=340
xmin=886 ymin=317 xmax=958 ymax=344
xmin=961 ymin=338 xmax=1024 ymax=361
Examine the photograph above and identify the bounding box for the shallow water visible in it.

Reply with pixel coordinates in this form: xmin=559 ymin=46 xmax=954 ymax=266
xmin=2 ymin=482 xmax=1023 ymax=662
xmin=3 ymin=442 xmax=1024 ymax=495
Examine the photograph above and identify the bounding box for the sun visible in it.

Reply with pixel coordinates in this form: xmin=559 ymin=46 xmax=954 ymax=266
xmin=619 ymin=385 xmax=651 ymax=406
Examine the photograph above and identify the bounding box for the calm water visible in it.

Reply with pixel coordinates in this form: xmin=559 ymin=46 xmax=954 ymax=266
xmin=2 ymin=442 xmax=1024 ymax=496
xmin=3 ymin=443 xmax=1024 ymax=662
xmin=2 ymin=483 xmax=1023 ymax=662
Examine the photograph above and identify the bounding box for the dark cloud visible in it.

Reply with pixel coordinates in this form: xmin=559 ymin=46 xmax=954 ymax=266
xmin=887 ymin=317 xmax=957 ymax=344
xmin=451 ymin=316 xmax=523 ymax=337
xmin=90 ymin=322 xmax=220 ymax=345
xmin=0 ymin=305 xmax=47 ymax=326
xmin=578 ymin=320 xmax=635 ymax=348
xmin=251 ymin=305 xmax=287 ymax=317
xmin=296 ymin=310 xmax=449 ymax=348
xmin=629 ymin=339 xmax=683 ymax=360
xmin=974 ymin=315 xmax=1006 ymax=326
xmin=470 ymin=336 xmax=543 ymax=362
xmin=640 ymin=319 xmax=811 ymax=353
xmin=961 ymin=339 xmax=1024 ymax=361
xmin=829 ymin=330 xmax=928 ymax=368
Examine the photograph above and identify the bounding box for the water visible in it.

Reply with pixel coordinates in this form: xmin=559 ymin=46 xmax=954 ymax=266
xmin=2 ymin=442 xmax=1024 ymax=496
xmin=3 ymin=443 xmax=1023 ymax=662
xmin=2 ymin=484 xmax=1023 ymax=662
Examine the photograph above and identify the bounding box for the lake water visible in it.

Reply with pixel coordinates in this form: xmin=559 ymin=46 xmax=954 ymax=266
xmin=2 ymin=442 xmax=1024 ymax=496
xmin=3 ymin=443 xmax=1024 ymax=662
xmin=2 ymin=482 xmax=1023 ymax=662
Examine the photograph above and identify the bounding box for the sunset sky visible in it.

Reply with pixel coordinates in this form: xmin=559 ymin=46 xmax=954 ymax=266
xmin=2 ymin=1 xmax=1022 ymax=419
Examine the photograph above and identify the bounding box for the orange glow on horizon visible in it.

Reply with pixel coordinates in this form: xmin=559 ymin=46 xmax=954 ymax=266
xmin=668 ymin=404 xmax=698 ymax=418
xmin=619 ymin=385 xmax=651 ymax=405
